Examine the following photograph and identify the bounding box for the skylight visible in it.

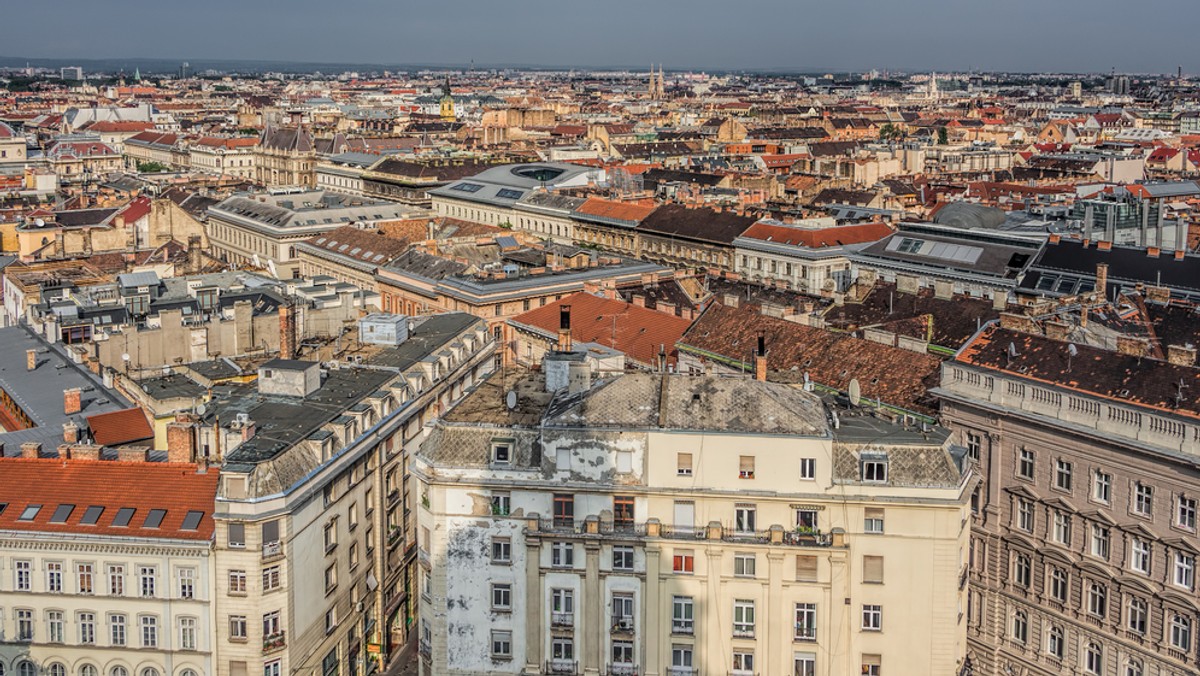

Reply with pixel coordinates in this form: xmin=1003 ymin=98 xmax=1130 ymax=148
xmin=181 ymin=510 xmax=204 ymax=531
xmin=112 ymin=507 xmax=136 ymax=527
xmin=450 ymin=182 xmax=484 ymax=193
xmin=50 ymin=504 xmax=75 ymax=523
xmin=18 ymin=504 xmax=41 ymax=521
xmin=143 ymin=509 xmax=167 ymax=529
xmin=80 ymin=505 xmax=104 ymax=525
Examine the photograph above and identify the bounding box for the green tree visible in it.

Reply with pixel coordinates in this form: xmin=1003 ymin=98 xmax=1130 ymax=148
xmin=136 ymin=161 xmax=169 ymax=173
xmin=937 ymin=126 xmax=949 ymax=145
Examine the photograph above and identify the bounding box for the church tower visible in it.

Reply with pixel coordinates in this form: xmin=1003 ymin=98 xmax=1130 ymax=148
xmin=439 ymin=77 xmax=456 ymax=122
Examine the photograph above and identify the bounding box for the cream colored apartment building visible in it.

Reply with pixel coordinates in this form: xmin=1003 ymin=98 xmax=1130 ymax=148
xmin=414 ymin=369 xmax=976 ymax=676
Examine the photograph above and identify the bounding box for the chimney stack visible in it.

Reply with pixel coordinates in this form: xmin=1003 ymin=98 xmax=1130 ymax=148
xmin=1167 ymin=344 xmax=1197 ymax=367
xmin=279 ymin=302 xmax=297 ymax=360
xmin=64 ymin=388 xmax=82 ymax=415
xmin=754 ymin=333 xmax=767 ymax=382
xmin=20 ymin=442 xmax=41 ymax=459
xmin=1095 ymin=263 xmax=1108 ymax=301
xmin=63 ymin=422 xmax=79 ymax=445
xmin=166 ymin=414 xmax=198 ymax=464
xmin=26 ymin=349 xmax=37 ymax=371
xmin=557 ymin=305 xmax=573 ymax=352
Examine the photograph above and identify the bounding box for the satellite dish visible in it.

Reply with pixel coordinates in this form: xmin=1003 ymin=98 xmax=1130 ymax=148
xmin=505 ymin=390 xmax=517 ymax=410
xmin=121 ymin=353 xmax=131 ymax=362
xmin=848 ymin=378 xmax=861 ymax=406
xmin=34 ymin=218 xmax=45 ymax=227
xmin=195 ymin=403 xmax=207 ymax=416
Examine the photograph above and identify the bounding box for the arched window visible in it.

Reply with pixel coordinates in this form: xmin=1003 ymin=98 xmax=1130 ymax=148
xmin=49 ymin=665 xmax=66 ymax=676
xmin=180 ymin=670 xmax=199 ymax=676
xmin=81 ymin=667 xmax=98 ymax=676
xmin=1046 ymin=624 xmax=1064 ymax=659
xmin=1125 ymin=659 xmax=1143 ymax=676
xmin=18 ymin=663 xmax=34 ymax=676
xmin=140 ymin=669 xmax=160 ymax=676
xmin=0 ymin=660 xmax=6 ymax=676
xmin=111 ymin=668 xmax=129 ymax=676
xmin=1085 ymin=642 xmax=1103 ymax=675
xmin=1011 ymin=610 xmax=1028 ymax=644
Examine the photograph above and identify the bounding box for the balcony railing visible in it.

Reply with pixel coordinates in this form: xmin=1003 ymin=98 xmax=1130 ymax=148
xmin=669 ymin=669 xmax=696 ymax=676
xmin=546 ymin=659 xmax=578 ymax=675
xmin=419 ymin=639 xmax=431 ymax=659
xmin=263 ymin=631 xmax=286 ymax=653
xmin=732 ymin=627 xmax=755 ymax=639
xmin=672 ymin=621 xmax=694 ymax=635
xmin=608 ymin=664 xmax=638 ymax=676
xmin=551 ymin=612 xmax=574 ymax=628
xmin=262 ymin=540 xmax=283 ymax=560
xmin=524 ymin=518 xmax=840 ymax=548
xmin=794 ymin=625 xmax=816 ymax=641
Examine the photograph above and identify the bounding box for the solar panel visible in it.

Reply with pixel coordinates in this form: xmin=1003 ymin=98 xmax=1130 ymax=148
xmin=50 ymin=504 xmax=75 ymax=523
xmin=113 ymin=507 xmax=136 ymax=527
xmin=181 ymin=510 xmax=204 ymax=531
xmin=143 ymin=509 xmax=167 ymax=529
xmin=80 ymin=505 xmax=104 ymax=525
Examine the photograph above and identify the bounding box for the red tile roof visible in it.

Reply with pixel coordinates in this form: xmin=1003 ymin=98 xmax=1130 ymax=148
xmin=0 ymin=458 xmax=218 ymax=540
xmin=510 ymin=292 xmax=693 ymax=367
xmin=739 ymin=221 xmax=893 ymax=248
xmin=575 ymin=198 xmax=657 ymax=224
xmin=86 ymin=407 xmax=155 ymax=446
xmin=118 ymin=196 xmax=152 ymax=224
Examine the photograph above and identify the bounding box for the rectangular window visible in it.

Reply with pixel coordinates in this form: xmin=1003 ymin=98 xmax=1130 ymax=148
xmin=140 ymin=615 xmax=158 ymax=648
xmin=735 ymin=504 xmax=757 ymax=533
xmin=966 ymin=431 xmax=981 ymax=460
xmin=1017 ymin=498 xmax=1034 ymax=532
xmin=491 ymin=583 xmax=512 ymax=610
xmin=229 ymin=615 xmax=247 ymax=639
xmin=795 ymin=653 xmax=817 ymax=676
xmin=552 ymin=637 xmax=575 ymax=661
xmin=862 ymin=604 xmax=882 ymax=631
xmin=16 ymin=609 xmax=33 ymax=641
xmin=864 ymin=507 xmax=884 ymax=534
xmin=491 ymin=441 xmax=511 ymax=465
xmin=611 ymin=593 xmax=634 ymax=629
xmin=1018 ymin=448 xmax=1035 ymax=479
xmin=1090 ymin=524 xmax=1110 ymax=560
xmin=47 ymin=610 xmax=64 ymax=642
xmin=263 ymin=610 xmax=281 ymax=638
xmin=672 ymin=596 xmax=694 ymax=634
xmin=491 ymin=630 xmax=512 ymax=658
xmin=1130 ymin=538 xmax=1151 ymax=574
xmin=324 ymin=564 xmax=337 ymax=593
xmin=551 ymin=542 xmax=574 ymax=567
xmin=108 ymin=565 xmax=125 ymax=596
xmin=613 ymin=545 xmax=634 ymax=571
xmin=76 ymin=562 xmax=94 ymax=594
xmin=864 ymin=555 xmax=884 ymax=583
xmin=1177 ymin=496 xmax=1197 ymax=531
xmin=733 ymin=600 xmax=755 ymax=637
xmin=228 ymin=522 xmax=246 ymax=548
xmin=672 ymin=645 xmax=694 ymax=668
xmin=739 ymin=455 xmax=755 ymax=479
xmin=1014 ymin=553 xmax=1031 ymax=588
xmin=180 ymin=617 xmax=197 ymax=650
xmin=677 ymin=452 xmax=693 ymax=476
xmin=15 ymin=560 xmax=31 ymax=591
xmin=229 ymin=569 xmax=247 ymax=594
xmin=613 ymin=495 xmax=635 ymax=529
xmin=1134 ymin=483 xmax=1153 ymax=516
xmin=323 ymin=520 xmax=337 ymax=551
xmin=491 ymin=537 xmax=512 ymax=564
xmin=799 ymin=457 xmax=816 ymax=480
xmin=795 ymin=602 xmax=817 ymax=640
xmin=490 ymin=492 xmax=511 ymax=516
xmin=78 ymin=611 xmax=95 ymax=644
xmin=862 ymin=458 xmax=888 ymax=483
xmin=673 ymin=550 xmax=695 ymax=574
xmin=1052 ymin=512 xmax=1071 ymax=545
xmin=139 ymin=566 xmax=156 ymax=597
xmin=178 ymin=568 xmax=195 ymax=599
xmin=46 ymin=561 xmax=63 ymax=593
xmin=796 ymin=554 xmax=818 ymax=582
xmin=1092 ymin=471 xmax=1112 ymax=503
xmin=553 ymin=494 xmax=575 ymax=527
xmin=1175 ymin=552 xmax=1195 ymax=589
xmin=611 ymin=640 xmax=635 ymax=666
xmin=862 ymin=654 xmax=882 ymax=676
xmin=263 ymin=565 xmax=281 ymax=591
xmin=732 ymin=651 xmax=755 ymax=674
xmin=1055 ymin=459 xmax=1072 ymax=491
xmin=734 ymin=553 xmax=756 ymax=577
xmin=109 ymin=613 xmax=126 ymax=646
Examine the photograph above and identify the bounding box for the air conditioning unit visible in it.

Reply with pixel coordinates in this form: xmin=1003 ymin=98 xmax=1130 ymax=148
xmin=355 ymin=601 xmax=364 ymax=613
xmin=617 ymin=618 xmax=634 ymax=630
xmin=235 ymin=412 xmax=251 ymax=426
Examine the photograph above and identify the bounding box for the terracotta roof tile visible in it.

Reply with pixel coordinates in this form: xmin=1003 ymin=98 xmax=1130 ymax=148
xmin=86 ymin=407 xmax=155 ymax=447
xmin=575 ymin=198 xmax=657 ymax=224
xmin=740 ymin=221 xmax=893 ymax=248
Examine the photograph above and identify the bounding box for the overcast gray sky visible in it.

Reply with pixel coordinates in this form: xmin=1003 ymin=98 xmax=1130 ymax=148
xmin=6 ymin=0 xmax=1197 ymax=73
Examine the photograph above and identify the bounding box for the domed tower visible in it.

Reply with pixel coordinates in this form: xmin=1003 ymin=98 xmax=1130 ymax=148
xmin=439 ymin=76 xmax=456 ymax=122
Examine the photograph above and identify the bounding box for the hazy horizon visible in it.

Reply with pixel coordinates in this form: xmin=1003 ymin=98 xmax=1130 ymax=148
xmin=5 ymin=0 xmax=1198 ymax=74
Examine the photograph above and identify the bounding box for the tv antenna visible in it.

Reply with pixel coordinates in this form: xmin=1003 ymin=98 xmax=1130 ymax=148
xmin=1066 ymin=343 xmax=1078 ymax=372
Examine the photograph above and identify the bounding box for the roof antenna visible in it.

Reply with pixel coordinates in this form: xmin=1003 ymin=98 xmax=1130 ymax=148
xmin=1006 ymin=341 xmax=1019 ymax=367
xmin=1066 ymin=343 xmax=1077 ymax=372
xmin=1175 ymin=378 xmax=1189 ymax=407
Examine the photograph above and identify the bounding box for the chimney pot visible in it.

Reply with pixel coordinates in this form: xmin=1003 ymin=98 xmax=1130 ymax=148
xmin=63 ymin=388 xmax=82 ymax=415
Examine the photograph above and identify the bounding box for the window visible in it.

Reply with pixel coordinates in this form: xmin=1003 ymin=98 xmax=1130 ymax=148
xmin=108 ymin=565 xmax=124 ymax=596
xmin=794 ymin=602 xmax=818 ymax=640
xmin=1018 ymin=448 xmax=1035 ymax=479
xmin=1177 ymin=495 xmax=1197 ymax=530
xmin=733 ymin=599 xmax=755 ymax=637
xmin=611 ymin=593 xmax=634 ymax=629
xmin=864 ymin=555 xmax=884 ymax=584
xmin=732 ymin=652 xmax=755 ymax=674
xmin=796 ymin=555 xmax=818 ymax=582
xmin=796 ymin=508 xmax=818 ymax=531
xmin=861 ymin=457 xmax=888 ymax=483
xmin=672 ymin=596 xmax=694 ymax=634
xmin=110 ymin=613 xmax=126 ymax=645
xmin=1093 ymin=470 xmax=1112 ymax=503
xmin=264 ymin=661 xmax=281 ymax=676
xmin=673 ymin=550 xmax=694 ymax=574
xmin=140 ymin=615 xmax=158 ymax=648
xmin=1049 ymin=567 xmax=1068 ymax=602
xmin=491 ymin=441 xmax=511 ymax=465
xmin=676 ymin=452 xmax=693 ymax=476
xmin=862 ymin=604 xmax=882 ymax=631
xmin=1133 ymin=482 xmax=1153 ymax=516
xmin=16 ymin=608 xmax=33 ymax=640
xmin=229 ymin=569 xmax=247 ymax=594
xmin=45 ymin=561 xmax=63 ymax=592
xmin=1130 ymin=538 xmax=1151 ymax=574
xmin=1090 ymin=524 xmax=1110 ymax=559
xmin=75 ymin=611 xmax=94 ymax=644
xmin=229 ymin=615 xmax=247 ymax=639
xmin=864 ymin=507 xmax=884 ymax=534
xmin=15 ymin=560 xmax=31 ymax=591
xmin=611 ymin=640 xmax=634 ymax=666
xmin=1012 ymin=552 xmax=1032 ymax=590
xmin=551 ymin=637 xmax=574 ymax=661
xmin=1047 ymin=624 xmax=1064 ymax=659
xmin=551 ymin=542 xmax=574 ymax=567
xmin=1125 ymin=660 xmax=1143 ymax=676
xmin=491 ymin=583 xmax=512 ymax=610
xmin=613 ymin=495 xmax=635 ymax=529
xmin=492 ymin=537 xmax=512 ymax=563
xmin=1016 ymin=498 xmax=1034 ymax=532
xmin=47 ymin=610 xmax=64 ymax=642
xmin=612 ymin=545 xmax=634 ymax=571
xmin=795 ymin=653 xmax=817 ymax=676
xmin=139 ymin=566 xmax=156 ymax=597
xmin=1087 ymin=582 xmax=1107 ymax=617
xmin=1127 ymin=596 xmax=1147 ymax=634
xmin=1084 ymin=642 xmax=1103 ymax=675
xmin=76 ymin=562 xmax=94 ymax=594
xmin=325 ymin=608 xmax=337 ymax=634
xmin=324 ymin=520 xmax=337 ymax=551
xmin=228 ymin=522 xmax=246 ymax=548
xmin=178 ymin=568 xmax=195 ymax=599
xmin=738 ymin=455 xmax=755 ymax=479
xmin=1174 ymin=551 xmax=1195 ymax=589
xmin=799 ymin=457 xmax=815 ymax=480
xmin=349 ymin=541 xmax=359 ymax=570
xmin=490 ymin=492 xmax=511 ymax=516
xmin=180 ymin=617 xmax=197 ymax=650
xmin=552 ymin=588 xmax=574 ymax=622
xmin=1171 ymin=612 xmax=1192 ymax=651
xmin=734 ymin=553 xmax=756 ymax=577
xmin=263 ymin=610 xmax=281 ymax=638
xmin=672 ymin=645 xmax=694 ymax=669
xmin=1011 ymin=610 xmax=1028 ymax=643
xmin=553 ymin=494 xmax=574 ymax=527
xmin=1055 ymin=459 xmax=1072 ymax=491
xmin=324 ymin=564 xmax=337 ymax=593
xmin=262 ymin=566 xmax=280 ymax=593
xmin=735 ymin=504 xmax=757 ymax=533
xmin=1052 ymin=512 xmax=1071 ymax=545
xmin=862 ymin=654 xmax=882 ymax=676
xmin=491 ymin=630 xmax=512 ymax=658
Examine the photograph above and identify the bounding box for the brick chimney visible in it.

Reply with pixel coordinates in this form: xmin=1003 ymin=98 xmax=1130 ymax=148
xmin=64 ymin=388 xmax=82 ymax=415
xmin=166 ymin=415 xmax=198 ymax=464
xmin=1167 ymin=344 xmax=1197 ymax=367
xmin=631 ymin=294 xmax=646 ymax=308
xmin=1116 ymin=335 xmax=1149 ymax=358
xmin=557 ymin=305 xmax=572 ymax=352
xmin=116 ymin=447 xmax=150 ymax=462
xmin=63 ymin=422 xmax=79 ymax=444
xmin=68 ymin=444 xmax=101 ymax=461
xmin=20 ymin=442 xmax=41 ymax=459
xmin=754 ymin=333 xmax=767 ymax=382
xmin=1044 ymin=320 xmax=1070 ymax=341
xmin=1147 ymin=246 xmax=1161 ymax=258
xmin=279 ymin=302 xmax=297 ymax=360
xmin=1095 ymin=263 xmax=1108 ymax=301
xmin=26 ymin=349 xmax=37 ymax=371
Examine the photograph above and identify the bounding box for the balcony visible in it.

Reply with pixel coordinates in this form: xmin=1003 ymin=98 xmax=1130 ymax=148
xmin=669 ymin=669 xmax=696 ymax=676
xmin=419 ymin=639 xmax=431 ymax=659
xmin=262 ymin=540 xmax=283 ymax=561
xmin=263 ymin=631 xmax=286 ymax=654
xmin=794 ymin=625 xmax=816 ymax=641
xmin=732 ymin=627 xmax=755 ymax=639
xmin=611 ymin=617 xmax=635 ymax=635
xmin=523 ymin=517 xmax=842 ymax=549
xmin=551 ymin=612 xmax=574 ymax=628
xmin=672 ymin=621 xmax=694 ymax=635
xmin=608 ymin=665 xmax=638 ymax=676
xmin=546 ymin=659 xmax=578 ymax=675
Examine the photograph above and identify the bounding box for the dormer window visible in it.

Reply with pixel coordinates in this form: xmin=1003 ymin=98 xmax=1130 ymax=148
xmin=492 ymin=440 xmax=513 ymax=466
xmin=861 ymin=454 xmax=888 ymax=483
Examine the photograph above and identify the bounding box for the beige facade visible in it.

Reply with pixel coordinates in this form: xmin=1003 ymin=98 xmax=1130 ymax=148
xmin=414 ymin=371 xmax=974 ymax=676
